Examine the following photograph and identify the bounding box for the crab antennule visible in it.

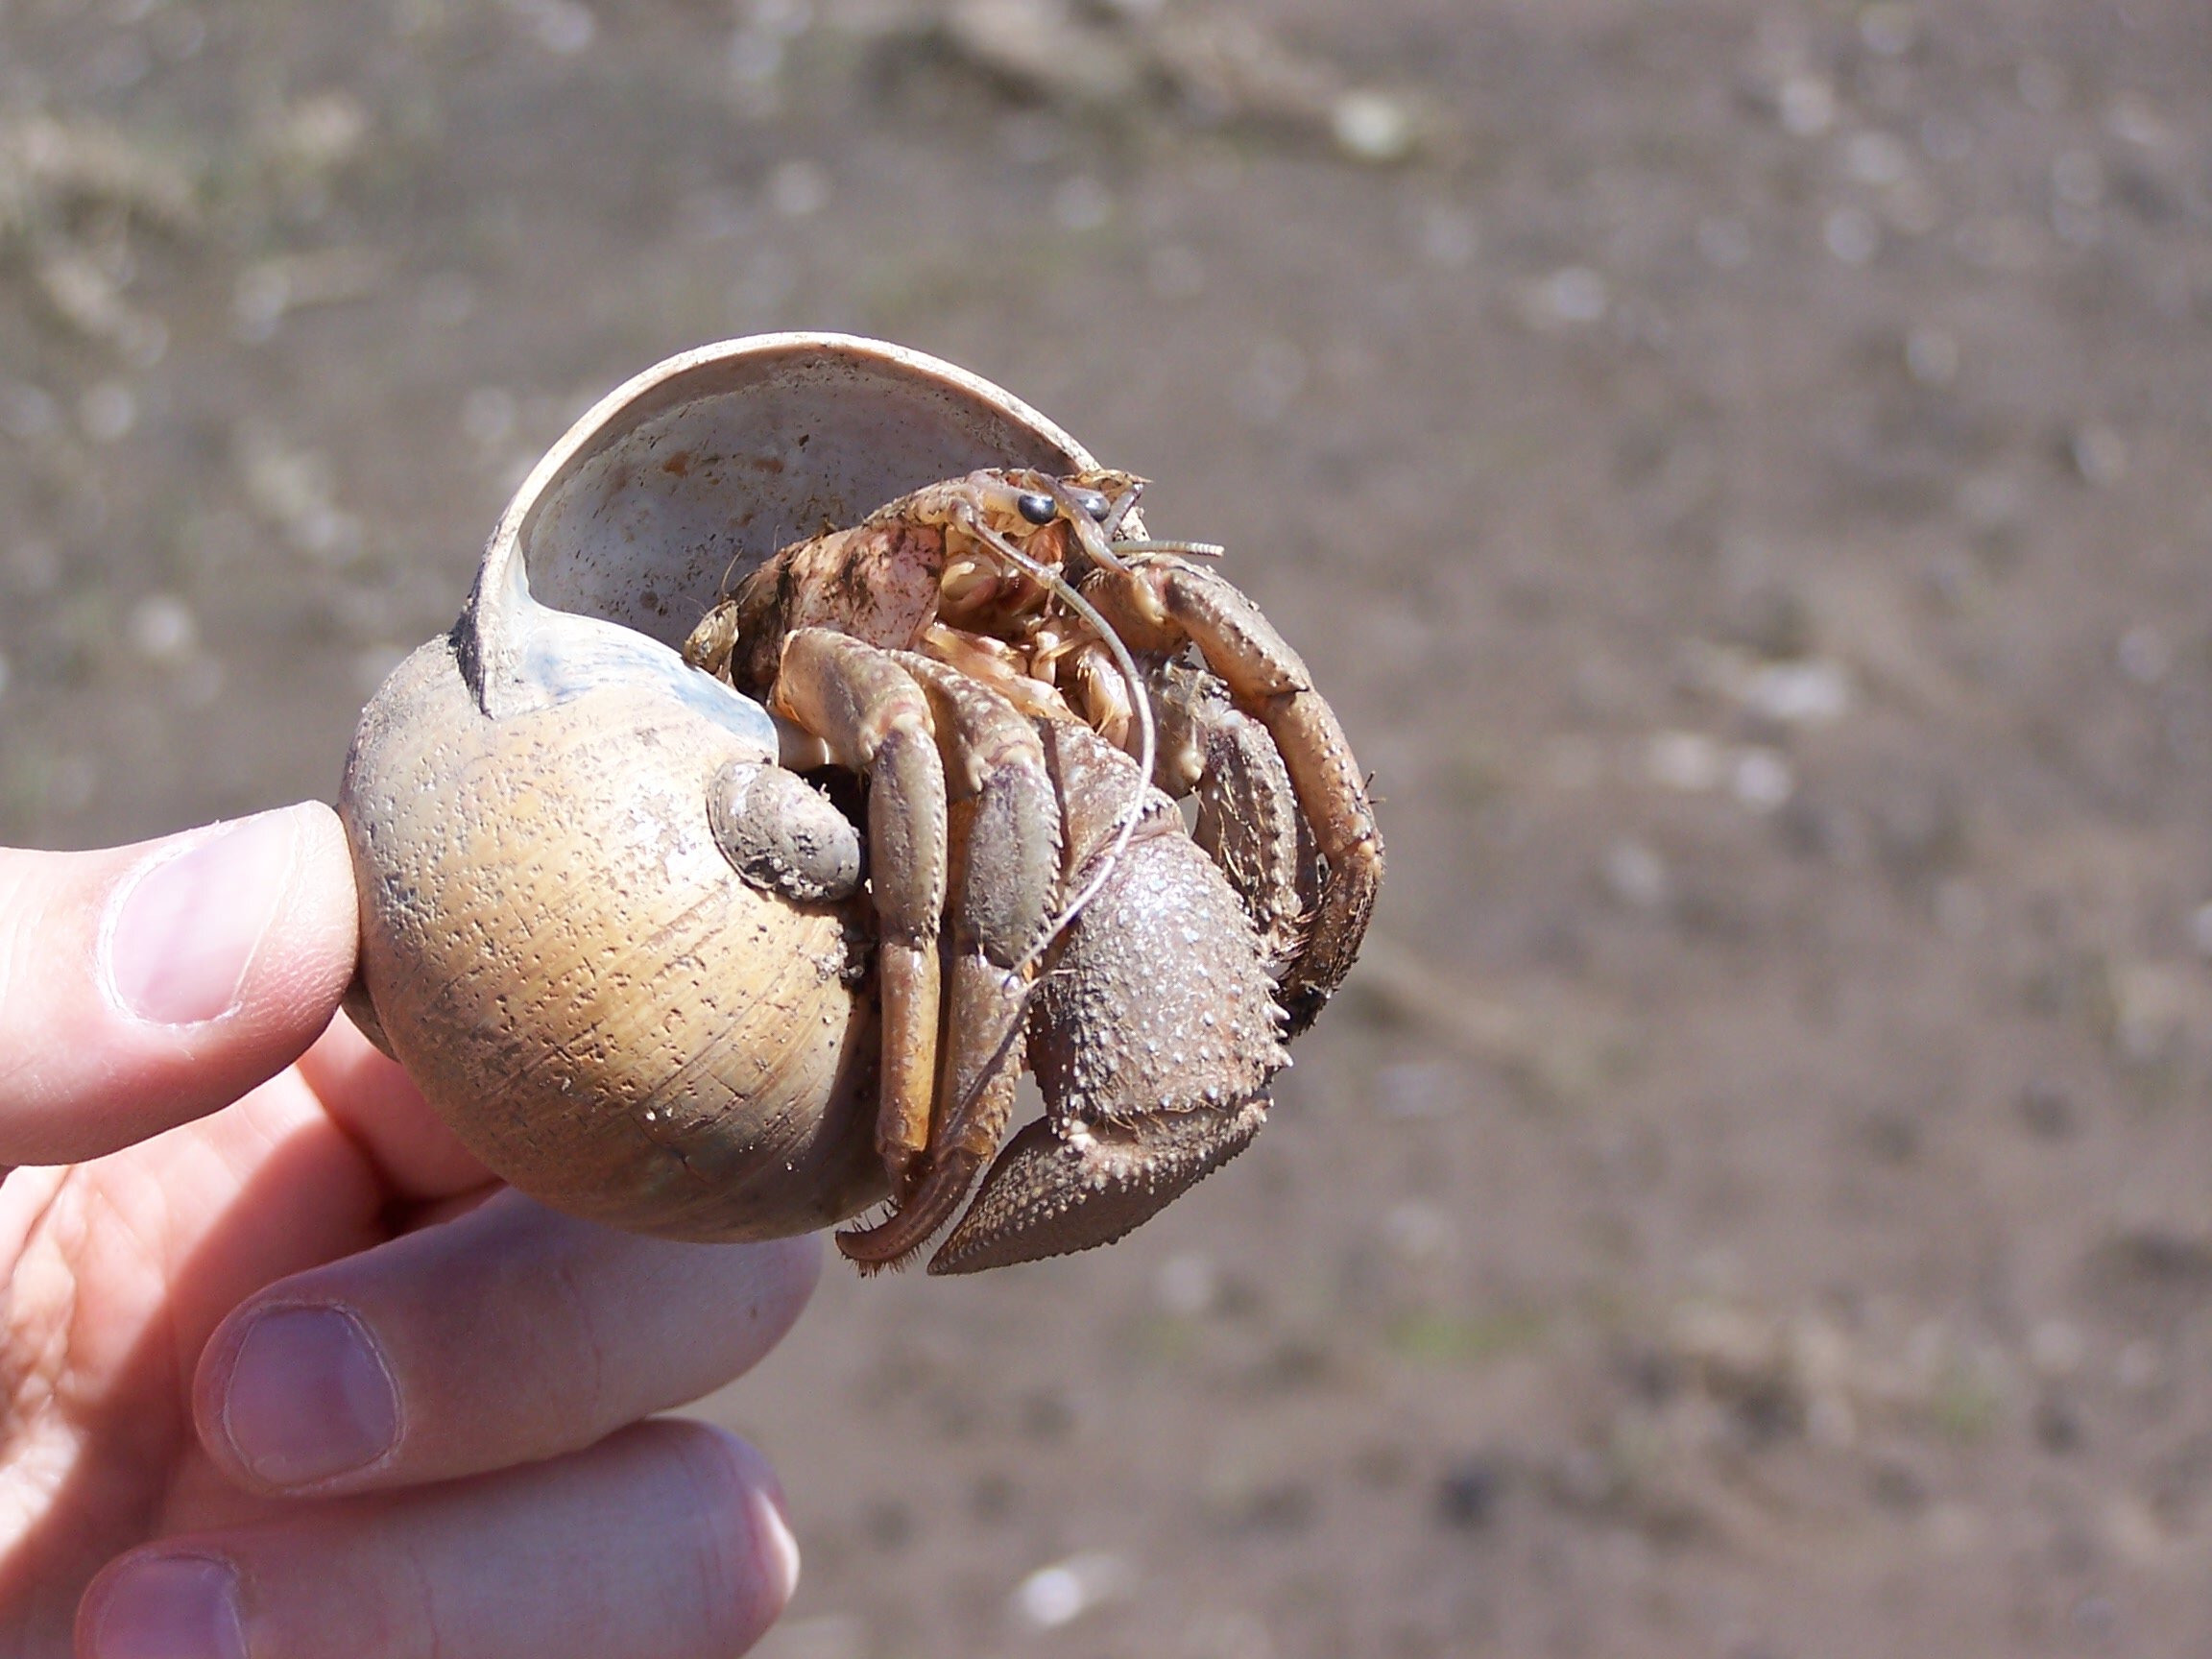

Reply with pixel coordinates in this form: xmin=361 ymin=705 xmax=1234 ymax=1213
xmin=1099 ymin=480 xmax=1145 ymax=541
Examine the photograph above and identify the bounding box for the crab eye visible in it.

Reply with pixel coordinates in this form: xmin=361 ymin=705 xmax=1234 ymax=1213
xmin=1070 ymin=488 xmax=1112 ymax=522
xmin=1016 ymin=492 xmax=1057 ymax=525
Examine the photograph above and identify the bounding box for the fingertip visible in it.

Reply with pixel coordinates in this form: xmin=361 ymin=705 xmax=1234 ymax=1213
xmin=188 ymin=1211 xmax=824 ymax=1499
xmin=76 ymin=1551 xmax=249 ymax=1659
xmin=0 ymin=803 xmax=361 ymax=1164
xmin=105 ymin=803 xmax=354 ymax=1029
xmin=726 ymin=1431 xmax=803 ymax=1610
xmin=250 ymin=802 xmax=361 ymax=1016
xmin=757 ymin=1479 xmax=804 ymax=1607
xmin=754 ymin=1231 xmax=825 ymax=1339
xmin=667 ymin=1423 xmax=803 ymax=1640
xmin=84 ymin=1426 xmax=804 ymax=1659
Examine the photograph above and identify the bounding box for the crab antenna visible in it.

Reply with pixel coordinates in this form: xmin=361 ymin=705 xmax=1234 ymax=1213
xmin=962 ymin=508 xmax=1158 ymax=973
xmin=1118 ymin=539 xmax=1226 ymax=559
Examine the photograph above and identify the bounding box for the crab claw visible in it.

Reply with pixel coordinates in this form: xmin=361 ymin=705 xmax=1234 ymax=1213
xmin=927 ymin=1098 xmax=1267 ymax=1275
xmin=927 ymin=721 xmax=1286 ymax=1275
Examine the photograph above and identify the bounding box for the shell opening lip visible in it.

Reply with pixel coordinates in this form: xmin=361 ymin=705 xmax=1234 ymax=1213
xmin=458 ymin=335 xmax=1144 ymax=698
xmin=493 ymin=337 xmax=1094 ymax=602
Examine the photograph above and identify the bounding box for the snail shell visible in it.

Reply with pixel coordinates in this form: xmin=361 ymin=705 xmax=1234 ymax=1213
xmin=339 ymin=335 xmax=1104 ymax=1240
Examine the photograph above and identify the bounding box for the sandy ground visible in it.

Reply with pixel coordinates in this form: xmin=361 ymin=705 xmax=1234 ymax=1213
xmin=5 ymin=0 xmax=2212 ymax=1652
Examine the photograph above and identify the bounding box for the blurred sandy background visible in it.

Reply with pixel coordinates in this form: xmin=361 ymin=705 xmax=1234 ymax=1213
xmin=4 ymin=0 xmax=2212 ymax=1652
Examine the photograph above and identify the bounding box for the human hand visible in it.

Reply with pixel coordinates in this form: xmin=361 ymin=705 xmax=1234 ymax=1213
xmin=0 ymin=803 xmax=816 ymax=1657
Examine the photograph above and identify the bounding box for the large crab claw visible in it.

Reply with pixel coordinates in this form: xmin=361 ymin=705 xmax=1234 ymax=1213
xmin=929 ymin=724 xmax=1286 ymax=1275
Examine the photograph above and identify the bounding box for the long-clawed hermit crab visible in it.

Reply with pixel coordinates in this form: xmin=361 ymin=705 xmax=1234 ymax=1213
xmin=339 ymin=335 xmax=1381 ymax=1274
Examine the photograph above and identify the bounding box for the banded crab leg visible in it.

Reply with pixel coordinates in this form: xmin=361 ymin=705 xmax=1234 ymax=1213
xmin=837 ymin=653 xmax=1061 ymax=1268
xmin=1079 ymin=556 xmax=1383 ymax=1035
xmin=1151 ymin=664 xmax=1315 ymax=980
xmin=770 ymin=629 xmax=948 ymax=1195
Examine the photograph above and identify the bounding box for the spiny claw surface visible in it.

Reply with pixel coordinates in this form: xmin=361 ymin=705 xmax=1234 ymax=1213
xmin=926 ymin=1099 xmax=1268 ymax=1275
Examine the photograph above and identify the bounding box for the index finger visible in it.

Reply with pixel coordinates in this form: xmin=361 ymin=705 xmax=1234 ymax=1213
xmin=293 ymin=1014 xmax=491 ymax=1203
xmin=0 ymin=803 xmax=359 ymax=1166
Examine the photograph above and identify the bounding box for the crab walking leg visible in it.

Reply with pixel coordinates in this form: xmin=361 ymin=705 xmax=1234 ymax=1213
xmin=1152 ymin=666 xmax=1315 ymax=980
xmin=1083 ymin=557 xmax=1383 ymax=1035
xmin=770 ymin=628 xmax=948 ymax=1192
xmin=837 ymin=655 xmax=1061 ymax=1266
xmin=930 ymin=724 xmax=1284 ymax=1275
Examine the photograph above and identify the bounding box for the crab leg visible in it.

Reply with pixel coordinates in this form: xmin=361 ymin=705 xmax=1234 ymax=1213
xmin=1083 ymin=557 xmax=1382 ymax=1035
xmin=1154 ymin=667 xmax=1316 ymax=980
xmin=837 ymin=655 xmax=1061 ymax=1267
xmin=770 ymin=628 xmax=948 ymax=1192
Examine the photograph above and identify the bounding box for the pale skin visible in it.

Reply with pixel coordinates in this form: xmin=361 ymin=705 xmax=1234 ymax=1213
xmin=0 ymin=801 xmax=815 ymax=1658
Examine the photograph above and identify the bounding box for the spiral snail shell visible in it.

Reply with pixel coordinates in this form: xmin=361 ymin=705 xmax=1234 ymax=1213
xmin=338 ymin=335 xmax=1110 ymax=1241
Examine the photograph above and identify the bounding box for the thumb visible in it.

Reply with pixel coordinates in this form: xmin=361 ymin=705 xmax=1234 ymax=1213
xmin=0 ymin=802 xmax=359 ymax=1166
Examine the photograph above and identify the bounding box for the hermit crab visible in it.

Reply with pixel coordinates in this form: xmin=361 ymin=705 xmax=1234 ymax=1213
xmin=339 ymin=335 xmax=1381 ymax=1274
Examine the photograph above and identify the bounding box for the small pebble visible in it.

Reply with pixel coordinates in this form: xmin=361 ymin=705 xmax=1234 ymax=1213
xmin=2030 ymin=1319 xmax=2085 ymax=1378
xmin=1824 ymin=206 xmax=1880 ymax=265
xmin=2017 ymin=60 xmax=2067 ymax=115
xmin=1146 ymin=244 xmax=1205 ymax=300
xmin=2116 ymin=625 xmax=2168 ymax=685
xmin=1778 ymin=75 xmax=1836 ymax=137
xmin=1435 ymin=1455 xmax=1505 ymax=1531
xmin=1646 ymin=730 xmax=1723 ymax=792
xmin=1331 ymin=91 xmax=1415 ymax=164
xmin=1539 ymin=267 xmax=1607 ymax=325
xmin=1378 ymin=1061 xmax=1459 ymax=1118
xmin=501 ymin=0 xmax=596 ymax=55
xmin=2104 ymin=94 xmax=2167 ymax=149
xmin=1905 ymin=325 xmax=1960 ymax=387
xmin=756 ymin=1614 xmax=868 ymax=1659
xmin=79 ymin=382 xmax=138 ymax=444
xmin=2071 ymin=1594 xmax=2119 ymax=1642
xmin=1416 ymin=204 xmax=1478 ymax=268
xmin=1731 ymin=748 xmax=1794 ymax=813
xmin=1603 ymin=838 xmax=1670 ymax=910
xmin=2071 ymin=423 xmax=2128 ymax=487
xmin=1010 ymin=1551 xmax=1133 ymax=1630
xmin=2051 ymin=150 xmax=2104 ymax=208
xmin=2033 ymin=1396 xmax=2083 ymax=1454
xmin=2115 ymin=1339 xmax=2162 ymax=1393
xmin=127 ymin=594 xmax=198 ymax=663
xmin=419 ymin=272 xmax=480 ymax=326
xmin=1844 ymin=130 xmax=1911 ymax=187
xmin=1231 ymin=339 xmax=1308 ymax=426
xmin=1859 ymin=3 xmax=1918 ymax=57
xmin=1154 ymin=1250 xmax=1220 ymax=1317
xmin=0 ymin=383 xmax=60 ymax=441
xmin=2026 ymin=1079 xmax=2070 ymax=1141
xmin=768 ymin=158 xmax=830 ymax=218
xmin=1380 ymin=1199 xmax=1454 ymax=1266
xmin=1050 ymin=175 xmax=1112 ymax=232
xmin=461 ymin=386 xmax=518 ymax=447
xmin=1696 ymin=215 xmax=1752 ymax=270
